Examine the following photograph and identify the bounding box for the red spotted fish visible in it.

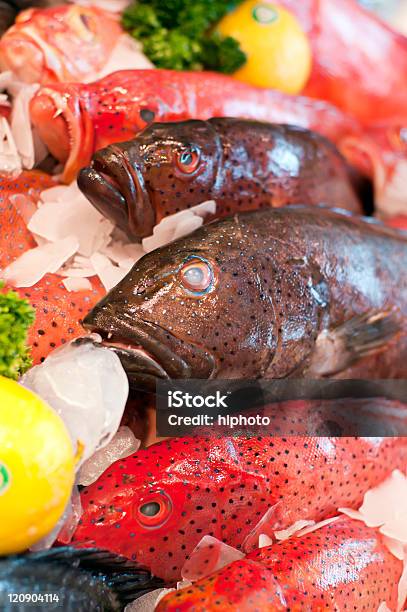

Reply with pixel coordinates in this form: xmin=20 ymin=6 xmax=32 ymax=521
xmin=28 ymin=69 xmax=365 ymax=183
xmin=83 ymin=207 xmax=407 ymax=391
xmin=156 ymin=515 xmax=404 ymax=611
xmin=78 ymin=119 xmax=364 ymax=240
xmin=0 ymin=5 xmax=122 ymax=84
xmin=0 ymin=171 xmax=105 ymax=364
xmin=67 ymin=434 xmax=407 ymax=581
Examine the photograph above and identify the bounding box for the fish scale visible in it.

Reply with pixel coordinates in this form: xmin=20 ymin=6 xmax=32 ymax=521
xmin=156 ymin=516 xmax=403 ymax=611
xmin=68 ymin=435 xmax=407 ymax=582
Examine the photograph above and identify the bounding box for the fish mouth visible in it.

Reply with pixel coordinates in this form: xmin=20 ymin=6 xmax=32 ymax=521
xmin=29 ymin=88 xmax=94 ymax=184
xmin=98 ymin=335 xmax=170 ymax=392
xmin=78 ymin=145 xmax=155 ymax=241
xmin=83 ymin=315 xmax=189 ymax=392
xmin=83 ymin=305 xmax=216 ymax=391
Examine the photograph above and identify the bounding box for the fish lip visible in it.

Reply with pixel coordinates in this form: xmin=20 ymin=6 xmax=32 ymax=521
xmin=101 ymin=338 xmax=170 ymax=391
xmin=83 ymin=315 xmax=195 ymax=391
xmin=85 ymin=145 xmax=155 ymax=241
xmin=78 ymin=156 xmax=130 ymax=237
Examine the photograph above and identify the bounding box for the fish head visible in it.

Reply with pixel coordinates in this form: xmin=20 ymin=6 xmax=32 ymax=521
xmin=30 ymin=82 xmax=95 ymax=184
xmin=83 ymin=216 xmax=276 ymax=390
xmin=77 ymin=120 xmax=222 ymax=240
xmin=71 ymin=437 xmax=240 ymax=581
xmin=0 ymin=5 xmax=121 ymax=84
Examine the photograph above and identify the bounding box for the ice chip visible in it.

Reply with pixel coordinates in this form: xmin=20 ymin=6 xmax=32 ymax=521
xmin=181 ymin=535 xmax=245 ymax=582
xmin=78 ymin=426 xmax=140 ymax=486
xmin=21 ymin=340 xmax=129 ymax=463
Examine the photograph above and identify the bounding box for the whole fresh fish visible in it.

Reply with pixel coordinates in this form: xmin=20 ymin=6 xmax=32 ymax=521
xmin=0 ymin=171 xmax=105 ymax=364
xmin=278 ymin=0 xmax=407 ymax=125
xmin=83 ymin=207 xmax=407 ymax=390
xmin=67 ymin=435 xmax=407 ymax=581
xmin=78 ymin=119 xmax=363 ymax=240
xmin=0 ymin=5 xmax=122 ymax=84
xmin=156 ymin=516 xmax=404 ymax=611
xmin=28 ymin=69 xmax=364 ymax=183
xmin=0 ymin=546 xmax=163 ymax=611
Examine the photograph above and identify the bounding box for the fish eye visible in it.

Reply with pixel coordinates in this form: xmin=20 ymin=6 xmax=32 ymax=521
xmin=140 ymin=501 xmax=160 ymax=516
xmin=176 ymin=146 xmax=201 ymax=174
xmin=179 ymin=257 xmax=214 ymax=295
xmin=136 ymin=492 xmax=172 ymax=528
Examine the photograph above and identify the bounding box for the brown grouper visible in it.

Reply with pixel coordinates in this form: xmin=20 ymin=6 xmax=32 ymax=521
xmin=78 ymin=119 xmax=364 ymax=240
xmin=83 ymin=207 xmax=407 ymax=391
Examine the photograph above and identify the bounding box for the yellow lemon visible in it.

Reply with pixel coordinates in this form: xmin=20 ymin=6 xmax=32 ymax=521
xmin=0 ymin=376 xmax=75 ymax=554
xmin=218 ymin=1 xmax=312 ymax=94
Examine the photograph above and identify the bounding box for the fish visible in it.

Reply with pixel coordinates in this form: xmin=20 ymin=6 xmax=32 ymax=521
xmin=278 ymin=0 xmax=407 ymax=125
xmin=28 ymin=69 xmax=364 ymax=183
xmin=0 ymin=171 xmax=105 ymax=364
xmin=78 ymin=119 xmax=364 ymax=240
xmin=83 ymin=207 xmax=407 ymax=391
xmin=0 ymin=5 xmax=122 ymax=84
xmin=0 ymin=170 xmax=56 ymax=265
xmin=155 ymin=515 xmax=404 ymax=611
xmin=0 ymin=546 xmax=164 ymax=612
xmin=67 ymin=435 xmax=407 ymax=582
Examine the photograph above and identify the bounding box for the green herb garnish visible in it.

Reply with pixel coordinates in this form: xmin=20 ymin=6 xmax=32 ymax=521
xmin=0 ymin=281 xmax=35 ymax=380
xmin=122 ymin=0 xmax=247 ymax=73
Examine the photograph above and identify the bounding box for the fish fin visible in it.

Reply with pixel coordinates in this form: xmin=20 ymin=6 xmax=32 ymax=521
xmin=16 ymin=547 xmax=166 ymax=600
xmin=308 ymin=309 xmax=401 ymax=376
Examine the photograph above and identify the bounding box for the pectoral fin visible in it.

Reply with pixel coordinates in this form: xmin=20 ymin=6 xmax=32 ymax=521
xmin=308 ymin=310 xmax=401 ymax=377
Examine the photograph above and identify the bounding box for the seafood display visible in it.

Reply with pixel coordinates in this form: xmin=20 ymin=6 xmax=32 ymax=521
xmin=0 ymin=1 xmax=406 ymax=610
xmin=85 ymin=207 xmax=407 ymax=389
xmin=79 ymin=120 xmax=363 ymax=239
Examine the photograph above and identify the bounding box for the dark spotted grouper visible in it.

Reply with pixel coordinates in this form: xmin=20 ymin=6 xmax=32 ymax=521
xmin=78 ymin=119 xmax=363 ymax=240
xmin=83 ymin=207 xmax=407 ymax=390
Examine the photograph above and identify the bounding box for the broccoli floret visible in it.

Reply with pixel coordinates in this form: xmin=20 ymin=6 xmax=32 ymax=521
xmin=122 ymin=0 xmax=247 ymax=74
xmin=0 ymin=281 xmax=35 ymax=380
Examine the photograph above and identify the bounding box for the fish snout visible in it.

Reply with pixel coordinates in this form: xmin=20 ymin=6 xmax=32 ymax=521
xmin=82 ymin=296 xmax=117 ymax=337
xmin=80 ymin=144 xmax=155 ymax=241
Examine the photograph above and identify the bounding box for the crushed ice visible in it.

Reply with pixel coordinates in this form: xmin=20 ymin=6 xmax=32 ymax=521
xmin=21 ymin=339 xmax=129 ymax=464
xmin=2 ymin=180 xmax=217 ymax=291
